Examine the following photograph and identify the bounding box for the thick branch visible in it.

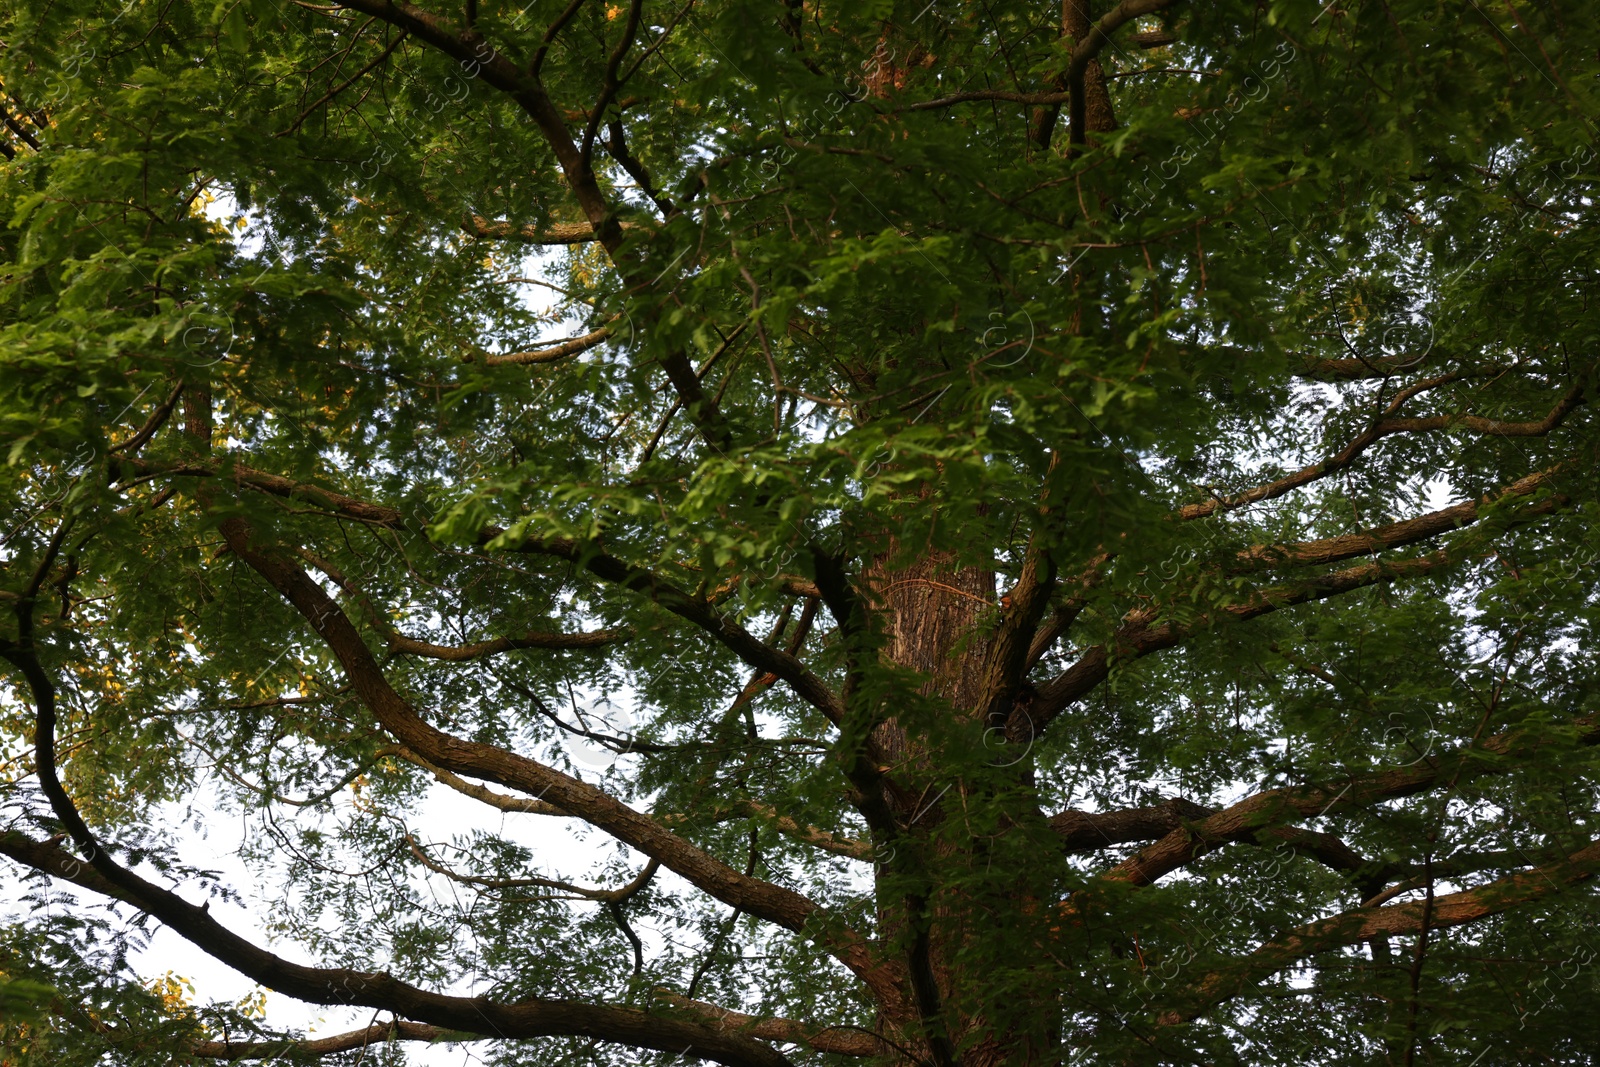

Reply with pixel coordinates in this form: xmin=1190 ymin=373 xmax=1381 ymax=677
xmin=1024 ymin=552 xmax=1112 ymax=669
xmin=1162 ymin=836 xmax=1600 ymax=1023
xmin=1032 ymin=547 xmax=1465 ymax=733
xmin=1094 ymin=713 xmax=1600 ymax=892
xmin=464 ymin=214 xmax=632 ymax=245
xmin=976 ymin=530 xmax=1057 ymax=729
xmin=657 ymin=993 xmax=886 ymax=1058
xmin=477 ymin=325 xmax=614 ymax=366
xmin=1234 ymin=465 xmax=1566 ymax=571
xmin=120 ymin=457 xmax=844 ymax=725
xmin=217 ymin=517 xmax=904 ymax=1006
xmin=109 ymin=381 xmax=185 ymax=455
xmin=1050 ymin=798 xmax=1378 ymax=890
xmin=807 ymin=548 xmax=899 ymax=837
xmin=398 ymin=717 xmax=866 ymax=858
xmin=1034 ymin=467 xmax=1569 ymax=734
xmin=1067 ymin=0 xmax=1180 ymax=146
xmin=191 ymin=1020 xmax=469 ymax=1059
xmin=1048 ymin=797 xmax=1216 ymax=851
xmin=0 ymin=676 xmax=793 ymax=1067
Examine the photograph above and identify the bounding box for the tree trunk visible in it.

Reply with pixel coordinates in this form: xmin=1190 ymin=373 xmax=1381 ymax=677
xmin=866 ymin=523 xmax=1059 ymax=1065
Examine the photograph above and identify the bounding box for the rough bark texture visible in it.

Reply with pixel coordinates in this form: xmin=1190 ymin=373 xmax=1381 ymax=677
xmin=862 ymin=512 xmax=1061 ymax=1065
xmin=1066 ymin=0 xmax=1119 ymax=136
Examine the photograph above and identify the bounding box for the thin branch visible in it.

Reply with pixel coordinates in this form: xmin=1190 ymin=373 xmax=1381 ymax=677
xmin=295 ymin=548 xmax=630 ymax=660
xmin=406 ymin=831 xmax=660 ymax=901
xmin=109 ymin=381 xmax=185 ymax=455
xmin=392 ymin=745 xmax=571 ymax=815
xmin=581 ymin=0 xmax=644 ymax=167
xmin=115 ymin=456 xmax=845 ymax=726
xmin=0 ymin=101 xmax=42 ymax=152
xmin=1033 ymin=547 xmax=1466 ymax=733
xmin=900 ymin=89 xmax=1067 ymax=113
xmin=278 ymin=29 xmax=409 ymax=136
xmin=335 ymin=0 xmax=728 ymax=448
xmin=1178 ymin=377 xmax=1589 ymax=521
xmin=531 ymin=0 xmax=588 ymax=76
xmin=500 ymin=537 xmax=848 ymax=726
xmin=713 ymin=800 xmax=871 ymax=860
xmin=388 ymin=625 xmax=631 ymax=659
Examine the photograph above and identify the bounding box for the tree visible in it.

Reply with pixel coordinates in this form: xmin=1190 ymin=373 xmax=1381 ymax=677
xmin=0 ymin=0 xmax=1597 ymax=1062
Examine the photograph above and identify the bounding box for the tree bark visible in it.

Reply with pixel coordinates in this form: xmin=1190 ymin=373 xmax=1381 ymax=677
xmin=865 ymin=511 xmax=1059 ymax=1065
xmin=1066 ymin=0 xmax=1119 ymax=136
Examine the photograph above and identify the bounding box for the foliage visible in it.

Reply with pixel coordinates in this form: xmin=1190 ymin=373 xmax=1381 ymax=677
xmin=0 ymin=0 xmax=1598 ymax=1064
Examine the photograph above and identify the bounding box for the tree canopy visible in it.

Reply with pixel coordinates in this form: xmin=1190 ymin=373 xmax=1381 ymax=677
xmin=1 ymin=0 xmax=1599 ymax=1063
